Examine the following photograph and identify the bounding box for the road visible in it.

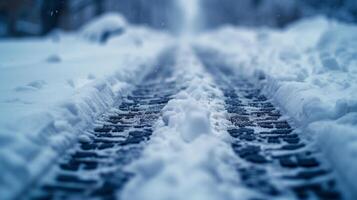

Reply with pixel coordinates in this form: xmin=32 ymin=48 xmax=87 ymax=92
xmin=22 ymin=47 xmax=343 ymax=200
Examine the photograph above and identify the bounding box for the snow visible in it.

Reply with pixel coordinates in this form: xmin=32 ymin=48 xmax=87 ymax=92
xmin=196 ymin=16 xmax=357 ymax=198
xmin=1 ymin=10 xmax=357 ymax=199
xmin=0 ymin=22 xmax=172 ymax=198
xmin=309 ymin=120 xmax=357 ymax=200
xmin=80 ymin=13 xmax=127 ymax=43
xmin=120 ymin=47 xmax=252 ymax=200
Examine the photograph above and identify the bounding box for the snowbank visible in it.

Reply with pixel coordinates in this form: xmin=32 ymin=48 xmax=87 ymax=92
xmin=196 ymin=16 xmax=357 ymax=198
xmin=80 ymin=13 xmax=127 ymax=43
xmin=0 ymin=25 xmax=172 ymax=199
xmin=120 ymin=47 xmax=252 ymax=200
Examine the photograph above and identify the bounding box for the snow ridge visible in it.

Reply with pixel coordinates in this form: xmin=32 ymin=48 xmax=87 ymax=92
xmin=120 ymin=47 xmax=247 ymax=200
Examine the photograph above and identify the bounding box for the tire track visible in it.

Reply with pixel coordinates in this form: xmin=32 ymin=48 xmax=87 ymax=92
xmin=196 ymin=48 xmax=343 ymax=200
xmin=25 ymin=49 xmax=183 ymax=200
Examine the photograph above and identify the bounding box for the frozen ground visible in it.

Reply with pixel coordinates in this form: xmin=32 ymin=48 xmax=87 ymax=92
xmin=0 ymin=14 xmax=357 ymax=200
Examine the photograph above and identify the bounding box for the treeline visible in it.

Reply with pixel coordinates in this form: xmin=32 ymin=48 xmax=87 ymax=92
xmin=200 ymin=0 xmax=357 ymax=29
xmin=1 ymin=0 xmax=356 ymax=37
xmin=0 ymin=0 xmax=181 ymax=37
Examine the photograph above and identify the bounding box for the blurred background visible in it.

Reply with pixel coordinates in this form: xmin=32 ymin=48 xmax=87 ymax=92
xmin=0 ymin=0 xmax=356 ymax=37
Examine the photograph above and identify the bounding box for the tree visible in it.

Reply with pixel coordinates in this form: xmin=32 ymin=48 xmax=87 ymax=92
xmin=0 ymin=0 xmax=32 ymax=36
xmin=40 ymin=0 xmax=66 ymax=35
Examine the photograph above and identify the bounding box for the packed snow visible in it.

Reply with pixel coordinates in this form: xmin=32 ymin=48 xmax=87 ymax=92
xmin=120 ymin=47 xmax=253 ymax=200
xmin=1 ymin=8 xmax=357 ymax=200
xmin=0 ymin=14 xmax=172 ymax=199
xmin=196 ymin=16 xmax=357 ymax=199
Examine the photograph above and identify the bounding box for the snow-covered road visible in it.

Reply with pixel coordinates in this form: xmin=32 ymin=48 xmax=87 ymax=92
xmin=11 ymin=46 xmax=344 ymax=200
xmin=1 ymin=15 xmax=357 ymax=200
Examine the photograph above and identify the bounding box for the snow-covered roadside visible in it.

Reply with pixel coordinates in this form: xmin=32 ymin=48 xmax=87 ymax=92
xmin=120 ymin=46 xmax=252 ymax=200
xmin=0 ymin=26 xmax=172 ymax=199
xmin=196 ymin=16 xmax=357 ymax=198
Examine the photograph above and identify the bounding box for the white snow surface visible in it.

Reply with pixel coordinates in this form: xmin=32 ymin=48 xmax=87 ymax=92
xmin=120 ymin=47 xmax=253 ymax=200
xmin=80 ymin=12 xmax=127 ymax=43
xmin=0 ymin=24 xmax=172 ymax=198
xmin=197 ymin=16 xmax=357 ymax=199
xmin=1 ymin=13 xmax=357 ymax=199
